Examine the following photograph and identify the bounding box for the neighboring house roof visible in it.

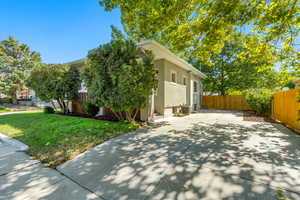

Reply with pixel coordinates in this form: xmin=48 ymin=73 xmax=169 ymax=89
xmin=139 ymin=40 xmax=206 ymax=78
xmin=68 ymin=40 xmax=206 ymax=78
xmin=67 ymin=58 xmax=86 ymax=68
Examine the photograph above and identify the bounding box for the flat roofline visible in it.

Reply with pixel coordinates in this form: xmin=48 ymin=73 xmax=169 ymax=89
xmin=139 ymin=40 xmax=206 ymax=78
xmin=67 ymin=40 xmax=207 ymax=78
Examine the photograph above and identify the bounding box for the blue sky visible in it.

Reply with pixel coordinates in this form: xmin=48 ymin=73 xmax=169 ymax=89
xmin=1 ymin=1 xmax=298 ymax=65
xmin=0 ymin=0 xmax=123 ymax=63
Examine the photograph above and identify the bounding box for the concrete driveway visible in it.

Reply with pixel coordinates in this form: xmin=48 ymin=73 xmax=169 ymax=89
xmin=58 ymin=110 xmax=300 ymax=200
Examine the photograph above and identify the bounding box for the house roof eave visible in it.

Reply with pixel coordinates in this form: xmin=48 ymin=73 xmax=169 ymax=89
xmin=138 ymin=40 xmax=207 ymax=78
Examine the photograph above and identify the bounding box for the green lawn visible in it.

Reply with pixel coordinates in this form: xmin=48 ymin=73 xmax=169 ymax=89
xmin=0 ymin=112 xmax=139 ymax=167
xmin=0 ymin=107 xmax=11 ymax=113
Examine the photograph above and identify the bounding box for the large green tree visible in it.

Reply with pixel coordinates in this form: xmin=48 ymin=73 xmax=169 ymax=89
xmin=27 ymin=64 xmax=81 ymax=113
xmin=99 ymin=0 xmax=299 ymax=69
xmin=0 ymin=36 xmax=41 ymax=103
xmin=82 ymin=30 xmax=158 ymax=121
xmin=192 ymin=33 xmax=288 ymax=95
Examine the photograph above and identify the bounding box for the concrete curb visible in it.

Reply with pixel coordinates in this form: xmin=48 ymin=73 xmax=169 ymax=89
xmin=0 ymin=133 xmax=29 ymax=152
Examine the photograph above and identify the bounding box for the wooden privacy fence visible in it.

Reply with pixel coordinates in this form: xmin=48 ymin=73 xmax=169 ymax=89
xmin=202 ymin=95 xmax=251 ymax=110
xmin=272 ymin=89 xmax=300 ymax=131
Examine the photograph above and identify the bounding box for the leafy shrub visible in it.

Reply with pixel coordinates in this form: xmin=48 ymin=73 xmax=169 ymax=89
xmin=0 ymin=97 xmax=12 ymax=104
xmin=284 ymin=80 xmax=295 ymax=89
xmin=83 ymin=101 xmax=99 ymax=116
xmin=27 ymin=64 xmax=81 ymax=114
xmin=275 ymin=190 xmax=295 ymax=200
xmin=82 ymin=29 xmax=158 ymax=121
xmin=43 ymin=106 xmax=55 ymax=114
xmin=245 ymin=89 xmax=273 ymax=116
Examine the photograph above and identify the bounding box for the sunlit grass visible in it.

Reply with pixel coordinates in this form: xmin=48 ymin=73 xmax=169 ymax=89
xmin=0 ymin=107 xmax=11 ymax=113
xmin=0 ymin=112 xmax=140 ymax=167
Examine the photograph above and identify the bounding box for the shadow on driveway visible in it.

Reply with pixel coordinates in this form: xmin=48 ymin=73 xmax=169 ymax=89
xmin=58 ymin=115 xmax=300 ymax=200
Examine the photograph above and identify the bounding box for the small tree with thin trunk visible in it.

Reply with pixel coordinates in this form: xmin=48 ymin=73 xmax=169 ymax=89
xmin=27 ymin=64 xmax=80 ymax=113
xmin=82 ymin=33 xmax=158 ymax=121
xmin=0 ymin=36 xmax=41 ymax=104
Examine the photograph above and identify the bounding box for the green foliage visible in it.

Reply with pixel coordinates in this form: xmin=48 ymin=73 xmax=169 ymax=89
xmin=245 ymin=89 xmax=273 ymax=116
xmin=83 ymin=30 xmax=158 ymax=121
xmin=192 ymin=33 xmax=283 ymax=95
xmin=99 ymin=0 xmax=299 ymax=69
xmin=0 ymin=97 xmax=12 ymax=104
xmin=276 ymin=190 xmax=295 ymax=200
xmin=285 ymin=80 xmax=296 ymax=89
xmin=43 ymin=106 xmax=55 ymax=114
xmin=0 ymin=112 xmax=140 ymax=167
xmin=227 ymin=90 xmax=243 ymax=95
xmin=0 ymin=106 xmax=10 ymax=113
xmin=27 ymin=64 xmax=81 ymax=113
xmin=0 ymin=36 xmax=41 ymax=104
xmin=83 ymin=100 xmax=99 ymax=116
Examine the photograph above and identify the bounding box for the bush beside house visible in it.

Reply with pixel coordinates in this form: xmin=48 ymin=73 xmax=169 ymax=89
xmin=43 ymin=106 xmax=55 ymax=114
xmin=82 ymin=31 xmax=158 ymax=122
xmin=83 ymin=100 xmax=99 ymax=116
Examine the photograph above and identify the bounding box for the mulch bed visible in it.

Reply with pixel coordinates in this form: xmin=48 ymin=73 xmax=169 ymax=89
xmin=243 ymin=111 xmax=275 ymax=123
xmin=58 ymin=113 xmax=146 ymax=125
xmin=58 ymin=112 xmax=119 ymax=122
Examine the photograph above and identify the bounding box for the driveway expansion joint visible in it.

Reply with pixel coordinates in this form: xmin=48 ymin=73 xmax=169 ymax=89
xmin=55 ymin=168 xmax=107 ymax=200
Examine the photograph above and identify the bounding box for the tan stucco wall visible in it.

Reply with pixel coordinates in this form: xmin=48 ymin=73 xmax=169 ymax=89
xmin=164 ymin=60 xmax=189 ymax=84
xmin=163 ymin=60 xmax=189 ymax=108
xmin=154 ymin=59 xmax=165 ymax=114
xmin=153 ymin=59 xmax=203 ymax=116
xmin=164 ymin=82 xmax=187 ymax=107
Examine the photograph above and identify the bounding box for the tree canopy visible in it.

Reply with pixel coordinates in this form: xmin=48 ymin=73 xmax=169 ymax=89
xmin=192 ymin=33 xmax=291 ymax=95
xmin=27 ymin=64 xmax=81 ymax=113
xmin=0 ymin=36 xmax=41 ymax=103
xmin=82 ymin=31 xmax=158 ymax=121
xmin=99 ymin=0 xmax=299 ymax=69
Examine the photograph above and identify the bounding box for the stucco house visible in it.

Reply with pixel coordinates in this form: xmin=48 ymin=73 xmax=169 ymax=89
xmin=72 ymin=40 xmax=206 ymax=121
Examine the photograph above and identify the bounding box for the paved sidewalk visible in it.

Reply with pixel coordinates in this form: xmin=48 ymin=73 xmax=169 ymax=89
xmin=0 ymin=138 xmax=101 ymax=200
xmin=0 ymin=110 xmax=41 ymax=116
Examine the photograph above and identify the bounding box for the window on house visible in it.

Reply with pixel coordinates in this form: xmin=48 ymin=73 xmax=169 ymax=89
xmin=183 ymin=77 xmax=187 ymax=85
xmin=193 ymin=81 xmax=198 ymax=92
xmin=171 ymin=72 xmax=176 ymax=83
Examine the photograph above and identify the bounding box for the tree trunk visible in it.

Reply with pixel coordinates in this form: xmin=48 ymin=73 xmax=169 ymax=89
xmin=11 ymin=90 xmax=18 ymax=104
xmin=125 ymin=111 xmax=132 ymax=122
xmin=50 ymin=100 xmax=57 ymax=110
xmin=62 ymin=100 xmax=67 ymax=114
xmin=118 ymin=111 xmax=125 ymax=120
xmin=132 ymin=109 xmax=139 ymax=121
xmin=112 ymin=111 xmax=122 ymax=121
xmin=57 ymin=99 xmax=64 ymax=112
